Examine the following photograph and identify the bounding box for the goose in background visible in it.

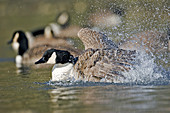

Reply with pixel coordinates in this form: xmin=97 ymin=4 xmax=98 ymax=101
xmin=48 ymin=11 xmax=81 ymax=38
xmin=35 ymin=28 xmax=136 ymax=83
xmin=28 ymin=11 xmax=81 ymax=39
xmin=8 ymin=30 xmax=81 ymax=68
xmin=27 ymin=11 xmax=70 ymax=38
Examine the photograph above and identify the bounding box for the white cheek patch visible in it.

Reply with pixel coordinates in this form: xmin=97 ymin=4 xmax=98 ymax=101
xmin=57 ymin=12 xmax=69 ymax=25
xmin=11 ymin=32 xmax=20 ymax=53
xmin=47 ymin=52 xmax=57 ymax=64
xmin=13 ymin=33 xmax=19 ymax=42
xmin=44 ymin=26 xmax=53 ymax=39
xmin=49 ymin=23 xmax=61 ymax=36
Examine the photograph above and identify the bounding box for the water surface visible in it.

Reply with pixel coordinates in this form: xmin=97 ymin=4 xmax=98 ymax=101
xmin=0 ymin=61 xmax=170 ymax=113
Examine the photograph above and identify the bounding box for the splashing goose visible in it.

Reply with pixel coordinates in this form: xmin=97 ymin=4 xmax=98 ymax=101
xmin=35 ymin=28 xmax=136 ymax=83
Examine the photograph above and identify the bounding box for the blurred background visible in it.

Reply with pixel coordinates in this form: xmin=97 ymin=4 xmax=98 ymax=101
xmin=0 ymin=0 xmax=169 ymax=58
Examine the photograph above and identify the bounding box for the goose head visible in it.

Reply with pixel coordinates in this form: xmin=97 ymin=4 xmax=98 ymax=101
xmin=35 ymin=49 xmax=76 ymax=82
xmin=8 ymin=31 xmax=29 ymax=66
xmin=35 ymin=49 xmax=74 ymax=65
xmin=8 ymin=31 xmax=29 ymax=56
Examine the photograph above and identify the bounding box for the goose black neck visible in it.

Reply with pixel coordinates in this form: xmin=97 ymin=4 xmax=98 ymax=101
xmin=54 ymin=50 xmax=73 ymax=64
xmin=18 ymin=32 xmax=29 ymax=56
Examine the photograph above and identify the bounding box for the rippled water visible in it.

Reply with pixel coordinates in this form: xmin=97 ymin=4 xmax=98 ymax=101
xmin=0 ymin=61 xmax=169 ymax=113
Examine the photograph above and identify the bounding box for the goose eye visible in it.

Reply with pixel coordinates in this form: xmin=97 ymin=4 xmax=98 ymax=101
xmin=42 ymin=57 xmax=45 ymax=60
xmin=48 ymin=54 xmax=51 ymax=58
xmin=42 ymin=57 xmax=47 ymax=61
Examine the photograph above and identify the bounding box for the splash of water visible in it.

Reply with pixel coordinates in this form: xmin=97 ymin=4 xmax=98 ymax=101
xmin=121 ymin=51 xmax=166 ymax=84
xmin=50 ymin=0 xmax=169 ymax=86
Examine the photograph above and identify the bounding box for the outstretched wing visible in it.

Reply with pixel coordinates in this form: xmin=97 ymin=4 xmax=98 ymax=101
xmin=73 ymin=48 xmax=136 ymax=83
xmin=77 ymin=28 xmax=118 ymax=49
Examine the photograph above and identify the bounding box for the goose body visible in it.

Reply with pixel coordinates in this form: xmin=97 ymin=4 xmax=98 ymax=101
xmin=52 ymin=63 xmax=74 ymax=81
xmin=35 ymin=28 xmax=136 ymax=83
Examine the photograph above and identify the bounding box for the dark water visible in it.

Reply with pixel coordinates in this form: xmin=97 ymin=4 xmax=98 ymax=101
xmin=0 ymin=0 xmax=169 ymax=113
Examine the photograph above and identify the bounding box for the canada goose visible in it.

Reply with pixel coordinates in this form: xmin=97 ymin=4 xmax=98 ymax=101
xmin=28 ymin=25 xmax=55 ymax=39
xmin=119 ymin=29 xmax=169 ymax=53
xmin=8 ymin=30 xmax=80 ymax=67
xmin=35 ymin=28 xmax=136 ymax=83
xmin=29 ymin=11 xmax=81 ymax=39
xmin=29 ymin=11 xmax=70 ymax=38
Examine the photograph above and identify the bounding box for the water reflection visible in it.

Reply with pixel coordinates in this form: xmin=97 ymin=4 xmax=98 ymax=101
xmin=47 ymin=85 xmax=170 ymax=113
xmin=16 ymin=65 xmax=30 ymax=75
xmin=49 ymin=87 xmax=79 ymax=109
